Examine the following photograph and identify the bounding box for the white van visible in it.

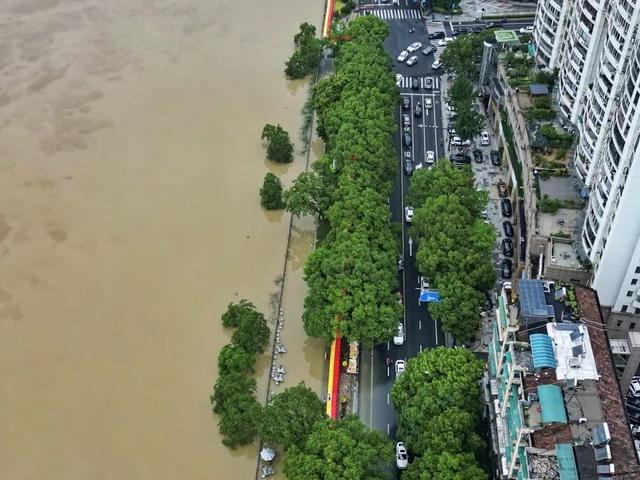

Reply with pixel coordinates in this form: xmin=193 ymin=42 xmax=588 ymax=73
xmin=629 ymin=379 xmax=640 ymax=397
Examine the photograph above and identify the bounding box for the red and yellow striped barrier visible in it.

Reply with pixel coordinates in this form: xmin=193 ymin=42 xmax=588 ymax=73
xmin=322 ymin=0 xmax=335 ymax=39
xmin=326 ymin=334 xmax=342 ymax=418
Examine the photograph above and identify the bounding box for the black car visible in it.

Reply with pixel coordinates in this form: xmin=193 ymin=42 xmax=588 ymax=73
xmin=487 ymin=20 xmax=503 ymax=28
xmin=402 ymin=97 xmax=411 ymax=111
xmin=501 ymin=259 xmax=513 ymax=279
xmin=490 ymin=150 xmax=501 ymax=166
xmin=411 ymin=77 xmax=419 ymax=90
xmin=501 ymin=199 xmax=513 ymax=217
xmin=414 ymin=104 xmax=422 ymax=117
xmin=424 ymin=77 xmax=434 ymax=89
xmin=472 ymin=149 xmax=483 ymax=163
xmin=422 ymin=46 xmax=437 ymax=56
xmin=503 ymin=220 xmax=514 ymax=237
xmin=452 ymin=27 xmax=468 ymax=36
xmin=403 ymin=133 xmax=412 ymax=147
xmin=450 ymin=153 xmax=472 ymax=164
xmin=627 ymin=396 xmax=640 ymax=410
xmin=502 ymin=238 xmax=514 ymax=257
xmin=428 ymin=31 xmax=446 ymax=39
xmin=402 ymin=114 xmax=411 ymax=127
xmin=404 ymin=158 xmax=414 ymax=176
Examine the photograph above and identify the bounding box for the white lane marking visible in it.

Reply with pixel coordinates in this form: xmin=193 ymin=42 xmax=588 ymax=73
xmin=387 ymin=423 xmax=390 ymax=435
xmin=399 ymin=103 xmax=408 ymax=334
xmin=434 ymin=91 xmax=440 ymax=160
xmin=387 ymin=393 xmax=390 ymax=405
xmin=369 ymin=347 xmax=374 ymax=428
xmin=435 ymin=318 xmax=439 ymax=345
xmin=419 ymin=320 xmax=422 ymax=330
xmin=387 ymin=341 xmax=390 ymax=351
xmin=420 ymin=344 xmax=423 ymax=352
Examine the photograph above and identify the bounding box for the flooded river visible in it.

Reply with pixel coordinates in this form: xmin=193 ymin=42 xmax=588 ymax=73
xmin=0 ymin=0 xmax=323 ymax=478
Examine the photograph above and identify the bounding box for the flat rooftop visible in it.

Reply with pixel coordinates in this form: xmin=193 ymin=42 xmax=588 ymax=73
xmin=545 ymin=322 xmax=599 ymax=381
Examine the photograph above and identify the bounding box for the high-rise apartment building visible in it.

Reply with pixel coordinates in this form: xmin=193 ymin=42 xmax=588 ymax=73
xmin=533 ymin=0 xmax=640 ymax=314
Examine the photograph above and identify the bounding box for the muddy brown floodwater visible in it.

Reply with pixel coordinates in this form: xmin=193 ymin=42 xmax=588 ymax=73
xmin=0 ymin=1 xmax=324 ymax=479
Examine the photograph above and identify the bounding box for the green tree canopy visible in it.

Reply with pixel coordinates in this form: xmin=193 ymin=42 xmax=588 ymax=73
xmin=284 ymin=170 xmax=333 ymax=218
xmin=210 ymin=371 xmax=256 ymax=414
xmin=418 ymin=408 xmax=485 ymax=457
xmin=260 ymin=172 xmax=285 ymax=210
xmin=453 ymin=101 xmax=485 ymax=142
xmin=286 ymin=23 xmax=323 ymax=79
xmin=402 ymin=452 xmax=486 ymax=480
xmin=283 ymin=415 xmax=393 ymax=480
xmin=262 ymin=124 xmax=294 ymax=163
xmin=447 ymin=75 xmax=475 ymax=110
xmin=230 ymin=306 xmax=270 ymax=355
xmin=217 ymin=344 xmax=256 ymax=375
xmin=259 ymin=383 xmax=325 ymax=450
xmin=428 ymin=277 xmax=483 ymax=342
xmin=217 ymin=390 xmax=262 ymax=448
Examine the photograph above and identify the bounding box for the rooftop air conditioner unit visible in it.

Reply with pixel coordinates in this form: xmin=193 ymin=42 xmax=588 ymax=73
xmin=579 ymin=418 xmax=587 ymax=424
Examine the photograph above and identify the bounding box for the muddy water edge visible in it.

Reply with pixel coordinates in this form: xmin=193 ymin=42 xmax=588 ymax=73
xmin=0 ymin=1 xmax=323 ymax=479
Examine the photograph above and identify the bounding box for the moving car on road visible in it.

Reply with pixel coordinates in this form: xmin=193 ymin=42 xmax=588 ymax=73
xmin=404 ymin=206 xmax=414 ymax=223
xmin=501 ymin=199 xmax=513 ymax=217
xmin=473 ymin=149 xmax=483 ymax=163
xmin=403 ymin=133 xmax=412 ymax=147
xmin=490 ymin=150 xmax=501 ymax=166
xmin=411 ymin=77 xmax=419 ymax=90
xmin=406 ymin=56 xmax=419 ymax=66
xmin=422 ymin=46 xmax=437 ymax=56
xmin=480 ymin=131 xmax=490 ymax=145
xmin=426 ymin=150 xmax=435 ymax=164
xmin=407 ymin=42 xmax=422 ymax=53
xmin=414 ymin=103 xmax=422 ymax=117
xmin=404 ymin=158 xmax=414 ymax=176
xmin=420 ymin=276 xmax=430 ymax=291
xmin=403 ymin=114 xmax=411 ymax=127
xmin=398 ymin=50 xmax=409 ymax=62
xmin=431 ymin=59 xmax=442 ymax=70
xmin=402 ymin=97 xmax=411 ymax=111
xmin=395 ymin=359 xmax=406 ymax=377
xmin=396 ymin=442 xmax=409 ymax=470
xmin=428 ymin=31 xmax=445 ymax=39
xmin=519 ymin=26 xmax=534 ymax=34
xmin=424 ymin=77 xmax=434 ymax=89
xmin=393 ymin=323 xmax=405 ymax=346
xmin=424 ymin=97 xmax=433 ymax=109
xmin=503 ymin=220 xmax=514 ymax=237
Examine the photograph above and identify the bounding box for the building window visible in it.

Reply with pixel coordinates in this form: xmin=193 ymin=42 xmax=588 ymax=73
xmin=617 ymin=320 xmax=623 ymax=327
xmin=628 ymin=291 xmax=634 ymax=296
xmin=636 ymin=308 xmax=640 ymax=315
xmin=631 ymin=322 xmax=637 ymax=330
xmin=632 ymin=279 xmax=638 ymax=285
xmin=622 ymin=305 xmax=628 ymax=312
xmin=636 ymin=266 xmax=640 ymax=274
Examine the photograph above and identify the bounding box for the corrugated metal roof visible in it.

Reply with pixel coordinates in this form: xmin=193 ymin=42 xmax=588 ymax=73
xmin=530 ymin=333 xmax=557 ymax=370
xmin=555 ymin=443 xmax=579 ymax=480
xmin=538 ymin=384 xmax=568 ymax=424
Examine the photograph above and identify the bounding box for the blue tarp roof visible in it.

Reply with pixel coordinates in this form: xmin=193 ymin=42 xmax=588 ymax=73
xmin=419 ymin=290 xmax=441 ymax=303
xmin=530 ymin=334 xmax=557 ymax=370
xmin=555 ymin=444 xmax=579 ymax=480
xmin=538 ymin=385 xmax=568 ymax=424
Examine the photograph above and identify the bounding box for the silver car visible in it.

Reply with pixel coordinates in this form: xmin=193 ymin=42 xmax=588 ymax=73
xmin=406 ymin=56 xmax=419 ymax=66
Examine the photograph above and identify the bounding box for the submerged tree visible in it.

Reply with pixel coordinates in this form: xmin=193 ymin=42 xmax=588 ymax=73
xmin=261 ymin=124 xmax=294 ymax=163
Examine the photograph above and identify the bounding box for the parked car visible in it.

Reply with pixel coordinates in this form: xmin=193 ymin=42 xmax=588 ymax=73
xmin=519 ymin=26 xmax=534 ymax=34
xmin=420 ymin=276 xmax=430 ymax=291
xmin=452 ymin=27 xmax=468 ymax=36
xmin=407 ymin=42 xmax=422 ymax=53
xmin=424 ymin=77 xmax=434 ymax=89
xmin=629 ymin=380 xmax=640 ymax=397
xmin=501 ymin=199 xmax=513 ymax=217
xmin=404 ymin=158 xmax=414 ymax=176
xmin=422 ymin=46 xmax=437 ymax=56
xmin=405 ymin=206 xmax=414 ymax=223
xmin=473 ymin=149 xmax=483 ymax=163
xmin=397 ymin=50 xmax=409 ymax=62
xmin=424 ymin=97 xmax=433 ymax=109
xmin=480 ymin=131 xmax=490 ymax=145
xmin=395 ymin=359 xmax=406 ymax=377
xmin=490 ymin=150 xmax=501 ymax=166
xmin=403 ymin=133 xmax=412 ymax=147
xmin=451 ymin=136 xmax=471 ymax=146
xmin=406 ymin=55 xmax=419 ymax=66
xmin=431 ymin=59 xmax=442 ymax=70
xmin=428 ymin=31 xmax=445 ymax=39
xmin=426 ymin=150 xmax=435 ymax=164
xmin=414 ymin=103 xmax=422 ymax=117
xmin=402 ymin=97 xmax=411 ymax=111
xmin=627 ymin=396 xmax=640 ymax=410
xmin=450 ymin=153 xmax=471 ymax=165
xmin=497 ymin=181 xmax=508 ymax=197
xmin=393 ymin=323 xmax=405 ymax=346
xmin=502 ymin=238 xmax=514 ymax=257
xmin=411 ymin=77 xmax=419 ymax=90
xmin=503 ymin=220 xmax=514 ymax=237
xmin=396 ymin=442 xmax=409 ymax=470
xmin=501 ymin=259 xmax=513 ymax=279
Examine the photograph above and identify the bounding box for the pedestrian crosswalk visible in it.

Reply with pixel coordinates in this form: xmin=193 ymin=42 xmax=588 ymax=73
xmin=358 ymin=8 xmax=422 ymax=20
xmin=425 ymin=21 xmax=446 ymax=34
xmin=396 ymin=76 xmax=440 ymax=89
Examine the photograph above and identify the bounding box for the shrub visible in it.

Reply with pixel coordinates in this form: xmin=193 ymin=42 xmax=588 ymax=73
xmin=260 ymin=172 xmax=285 ymax=210
xmin=538 ymin=195 xmax=562 ymax=213
xmin=261 ymin=124 xmax=294 ymax=163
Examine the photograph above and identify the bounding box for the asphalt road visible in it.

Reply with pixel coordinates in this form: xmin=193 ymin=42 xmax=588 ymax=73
xmin=358 ymin=7 xmax=447 ymax=474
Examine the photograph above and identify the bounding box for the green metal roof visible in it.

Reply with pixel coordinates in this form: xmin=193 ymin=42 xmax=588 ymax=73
xmin=538 ymin=385 xmax=568 ymax=424
xmin=530 ymin=334 xmax=557 ymax=370
xmin=556 ymin=443 xmax=578 ymax=480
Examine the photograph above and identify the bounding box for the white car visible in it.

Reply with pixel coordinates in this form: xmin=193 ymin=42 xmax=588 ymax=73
xmin=404 ymin=206 xmax=414 ymax=223
xmin=424 ymin=97 xmax=433 ymax=108
xmin=480 ymin=131 xmax=490 ymax=145
xmin=397 ymin=50 xmax=409 ymax=62
xmin=393 ymin=323 xmax=405 ymax=346
xmin=519 ymin=26 xmax=534 ymax=34
xmin=406 ymin=55 xmax=419 ymax=66
xmin=426 ymin=150 xmax=435 ymax=164
xmin=407 ymin=42 xmax=422 ymax=53
xmin=451 ymin=136 xmax=471 ymax=146
xmin=437 ymin=37 xmax=454 ymax=47
xmin=431 ymin=59 xmax=442 ymax=70
xmin=629 ymin=379 xmax=640 ymax=397
xmin=395 ymin=359 xmax=406 ymax=377
xmin=396 ymin=442 xmax=409 ymax=469
xmin=395 ymin=73 xmax=403 ymax=86
xmin=420 ymin=276 xmax=430 ymax=291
